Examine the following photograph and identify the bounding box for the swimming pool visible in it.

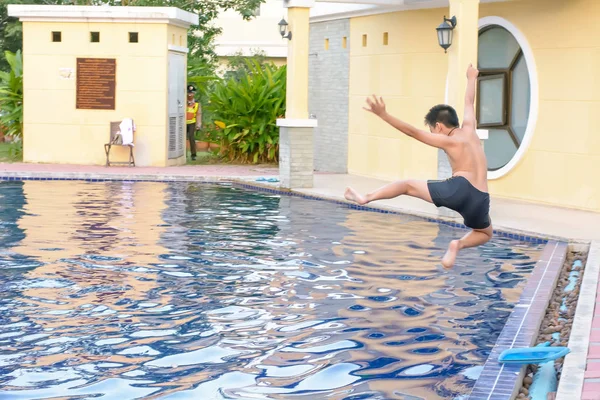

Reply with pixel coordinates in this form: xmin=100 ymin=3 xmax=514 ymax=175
xmin=0 ymin=180 xmax=544 ymax=399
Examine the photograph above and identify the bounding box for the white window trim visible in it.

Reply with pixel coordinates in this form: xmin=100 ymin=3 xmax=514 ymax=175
xmin=478 ymin=16 xmax=539 ymax=180
xmin=276 ymin=118 xmax=318 ymax=128
xmin=444 ymin=74 xmax=488 ymax=141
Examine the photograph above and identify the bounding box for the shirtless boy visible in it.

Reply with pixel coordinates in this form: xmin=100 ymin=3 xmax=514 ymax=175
xmin=344 ymin=64 xmax=492 ymax=269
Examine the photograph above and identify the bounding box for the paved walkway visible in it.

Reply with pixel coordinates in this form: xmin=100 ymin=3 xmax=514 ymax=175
xmin=0 ymin=162 xmax=279 ymax=179
xmin=582 ymin=243 xmax=600 ymax=400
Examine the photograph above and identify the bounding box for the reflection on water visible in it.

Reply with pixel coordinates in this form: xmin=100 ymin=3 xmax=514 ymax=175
xmin=0 ymin=181 xmax=543 ymax=399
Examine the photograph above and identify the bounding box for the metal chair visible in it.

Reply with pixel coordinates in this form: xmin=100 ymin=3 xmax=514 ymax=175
xmin=104 ymin=120 xmax=135 ymax=167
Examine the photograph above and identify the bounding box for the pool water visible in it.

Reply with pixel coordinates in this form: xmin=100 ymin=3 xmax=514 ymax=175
xmin=0 ymin=181 xmax=544 ymax=400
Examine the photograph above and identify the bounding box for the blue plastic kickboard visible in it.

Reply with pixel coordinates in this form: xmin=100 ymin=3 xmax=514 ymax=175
xmin=498 ymin=346 xmax=570 ymax=364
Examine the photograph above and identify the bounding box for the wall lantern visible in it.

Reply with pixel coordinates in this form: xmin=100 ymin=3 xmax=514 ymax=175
xmin=437 ymin=15 xmax=457 ymax=53
xmin=278 ymin=18 xmax=292 ymax=40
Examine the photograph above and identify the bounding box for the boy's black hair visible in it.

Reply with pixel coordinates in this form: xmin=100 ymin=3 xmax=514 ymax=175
xmin=424 ymin=104 xmax=459 ymax=128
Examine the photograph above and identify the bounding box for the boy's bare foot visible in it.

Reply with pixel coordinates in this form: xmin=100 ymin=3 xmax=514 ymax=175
xmin=442 ymin=240 xmax=460 ymax=269
xmin=344 ymin=187 xmax=368 ymax=205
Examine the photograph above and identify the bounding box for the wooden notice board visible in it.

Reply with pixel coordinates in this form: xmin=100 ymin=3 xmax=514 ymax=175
xmin=76 ymin=58 xmax=116 ymax=110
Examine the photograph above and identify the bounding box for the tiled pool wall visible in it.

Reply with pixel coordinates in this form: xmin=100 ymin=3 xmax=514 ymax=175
xmin=0 ymin=174 xmax=569 ymax=400
xmin=468 ymin=241 xmax=568 ymax=400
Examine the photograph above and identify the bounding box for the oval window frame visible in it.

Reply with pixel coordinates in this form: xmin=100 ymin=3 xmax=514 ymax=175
xmin=478 ymin=16 xmax=539 ymax=180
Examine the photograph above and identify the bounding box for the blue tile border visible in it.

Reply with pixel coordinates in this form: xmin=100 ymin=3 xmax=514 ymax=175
xmin=0 ymin=174 xmax=551 ymax=244
xmin=231 ymin=182 xmax=550 ymax=244
xmin=468 ymin=240 xmax=568 ymax=400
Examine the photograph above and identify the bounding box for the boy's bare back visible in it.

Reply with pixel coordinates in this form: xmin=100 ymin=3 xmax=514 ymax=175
xmin=442 ymin=64 xmax=489 ymax=193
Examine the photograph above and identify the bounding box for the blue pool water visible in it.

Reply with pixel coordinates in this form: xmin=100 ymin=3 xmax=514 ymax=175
xmin=0 ymin=181 xmax=544 ymax=399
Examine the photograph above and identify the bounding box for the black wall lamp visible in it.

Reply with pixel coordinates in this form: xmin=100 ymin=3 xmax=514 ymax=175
xmin=278 ymin=18 xmax=292 ymax=40
xmin=437 ymin=15 xmax=457 ymax=53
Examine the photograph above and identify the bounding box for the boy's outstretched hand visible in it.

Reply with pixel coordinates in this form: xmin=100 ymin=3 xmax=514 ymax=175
xmin=467 ymin=63 xmax=479 ymax=79
xmin=363 ymin=95 xmax=387 ymax=117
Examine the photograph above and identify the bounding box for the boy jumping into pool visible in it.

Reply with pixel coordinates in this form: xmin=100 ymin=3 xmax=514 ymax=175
xmin=344 ymin=64 xmax=492 ymax=269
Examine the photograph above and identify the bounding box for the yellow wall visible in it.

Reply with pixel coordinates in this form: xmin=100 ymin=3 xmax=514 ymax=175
xmin=348 ymin=0 xmax=600 ymax=212
xmin=348 ymin=9 xmax=448 ymax=182
xmin=22 ymin=21 xmax=186 ymax=167
xmin=167 ymin=24 xmax=188 ymax=48
xmin=478 ymin=0 xmax=600 ymax=211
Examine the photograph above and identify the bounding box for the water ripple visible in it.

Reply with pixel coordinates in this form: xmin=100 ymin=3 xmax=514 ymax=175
xmin=0 ymin=181 xmax=544 ymax=399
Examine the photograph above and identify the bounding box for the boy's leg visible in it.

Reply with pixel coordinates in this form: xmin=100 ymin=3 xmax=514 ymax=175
xmin=344 ymin=180 xmax=433 ymax=205
xmin=442 ymin=223 xmax=493 ymax=269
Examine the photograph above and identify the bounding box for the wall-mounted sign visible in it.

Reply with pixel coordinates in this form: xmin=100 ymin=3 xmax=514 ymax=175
xmin=76 ymin=58 xmax=116 ymax=110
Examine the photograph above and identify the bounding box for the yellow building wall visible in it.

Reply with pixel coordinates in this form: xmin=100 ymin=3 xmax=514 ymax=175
xmin=167 ymin=24 xmax=188 ymax=48
xmin=22 ymin=21 xmax=183 ymax=167
xmin=348 ymin=0 xmax=600 ymax=212
xmin=348 ymin=9 xmax=448 ymax=182
xmin=478 ymin=0 xmax=600 ymax=212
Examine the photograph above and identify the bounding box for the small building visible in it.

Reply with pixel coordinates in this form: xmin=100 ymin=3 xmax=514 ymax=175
xmin=7 ymin=5 xmax=198 ymax=167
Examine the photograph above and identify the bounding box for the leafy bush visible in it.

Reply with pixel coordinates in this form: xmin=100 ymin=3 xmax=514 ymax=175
xmin=222 ymin=48 xmax=268 ymax=82
xmin=0 ymin=50 xmax=23 ymax=139
xmin=205 ymin=59 xmax=285 ymax=164
xmin=187 ymin=56 xmax=220 ymax=138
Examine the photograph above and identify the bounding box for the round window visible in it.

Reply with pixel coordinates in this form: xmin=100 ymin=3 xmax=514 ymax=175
xmin=477 ymin=25 xmax=531 ymax=171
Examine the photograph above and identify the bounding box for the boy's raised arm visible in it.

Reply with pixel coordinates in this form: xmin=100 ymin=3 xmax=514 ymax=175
xmin=364 ymin=95 xmax=456 ymax=151
xmin=463 ymin=63 xmax=479 ymax=131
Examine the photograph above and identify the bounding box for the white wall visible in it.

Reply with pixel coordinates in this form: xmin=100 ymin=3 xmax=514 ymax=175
xmin=213 ymin=0 xmax=288 ymax=58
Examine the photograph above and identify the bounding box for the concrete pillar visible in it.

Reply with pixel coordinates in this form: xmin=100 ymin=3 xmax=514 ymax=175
xmin=446 ymin=0 xmax=480 ymax=120
xmin=277 ymin=0 xmax=317 ymax=189
xmin=438 ymin=0 xmax=481 ymax=179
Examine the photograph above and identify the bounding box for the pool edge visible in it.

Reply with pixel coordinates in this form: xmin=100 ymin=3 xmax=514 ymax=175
xmin=556 ymin=241 xmax=600 ymax=400
xmin=232 ymin=181 xmax=553 ymax=245
xmin=0 ymin=173 xmax=558 ymax=245
xmin=468 ymin=240 xmax=568 ymax=400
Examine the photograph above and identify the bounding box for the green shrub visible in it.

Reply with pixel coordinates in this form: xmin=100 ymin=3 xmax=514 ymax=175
xmin=206 ymin=59 xmax=285 ymax=164
xmin=0 ymin=50 xmax=23 ymax=139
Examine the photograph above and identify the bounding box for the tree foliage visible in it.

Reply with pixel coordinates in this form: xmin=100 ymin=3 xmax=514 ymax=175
xmin=0 ymin=50 xmax=23 ymax=138
xmin=223 ymin=48 xmax=268 ymax=81
xmin=0 ymin=0 xmax=266 ymax=73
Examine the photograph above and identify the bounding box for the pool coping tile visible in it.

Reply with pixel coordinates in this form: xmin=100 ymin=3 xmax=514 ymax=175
xmin=468 ymin=241 xmax=568 ymax=400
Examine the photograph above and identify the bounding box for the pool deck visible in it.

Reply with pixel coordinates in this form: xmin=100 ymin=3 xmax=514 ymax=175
xmin=1 ymin=162 xmax=600 ymax=399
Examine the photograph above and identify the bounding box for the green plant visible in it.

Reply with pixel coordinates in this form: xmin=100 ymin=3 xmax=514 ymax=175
xmin=0 ymin=49 xmax=23 ymax=139
xmin=223 ymin=49 xmax=269 ymax=82
xmin=8 ymin=138 xmax=22 ymax=159
xmin=206 ymin=59 xmax=285 ymax=164
xmin=0 ymin=141 xmax=22 ymax=162
xmin=187 ymin=56 xmax=220 ymax=132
